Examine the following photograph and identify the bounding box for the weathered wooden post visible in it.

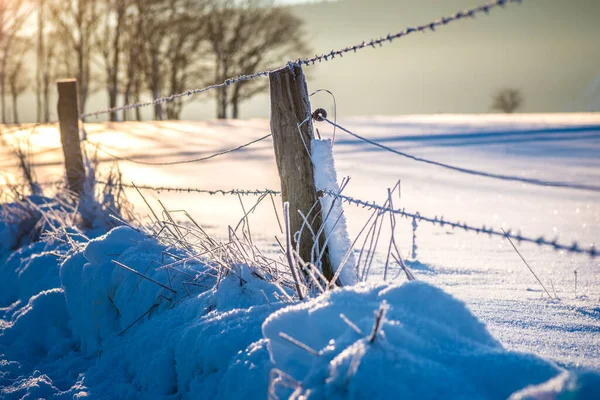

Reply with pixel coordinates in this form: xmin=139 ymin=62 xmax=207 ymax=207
xmin=57 ymin=79 xmax=85 ymax=195
xmin=269 ymin=63 xmax=335 ymax=283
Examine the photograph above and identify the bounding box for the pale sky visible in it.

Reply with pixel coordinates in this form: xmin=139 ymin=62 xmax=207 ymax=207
xmin=15 ymin=0 xmax=600 ymax=121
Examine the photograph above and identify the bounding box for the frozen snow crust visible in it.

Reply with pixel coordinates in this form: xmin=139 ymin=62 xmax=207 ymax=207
xmin=1 ymin=223 xmax=599 ymax=399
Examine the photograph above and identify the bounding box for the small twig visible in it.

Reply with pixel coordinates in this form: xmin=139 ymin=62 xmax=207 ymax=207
xmin=270 ymin=193 xmax=284 ymax=234
xmin=340 ymin=313 xmax=364 ymax=336
xmin=112 ymin=260 xmax=177 ymax=294
xmin=368 ymin=301 xmax=390 ymax=343
xmin=283 ymin=202 xmax=304 ymax=300
xmin=118 ymin=303 xmax=160 ymax=337
xmin=549 ymin=279 xmax=559 ymax=300
xmin=502 ymin=229 xmax=553 ymax=299
xmin=279 ymin=332 xmax=319 ymax=356
xmin=260 ymin=289 xmax=272 ymax=306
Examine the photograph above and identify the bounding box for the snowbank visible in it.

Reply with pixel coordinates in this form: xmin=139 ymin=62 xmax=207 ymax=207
xmin=0 ymin=223 xmax=593 ymax=399
xmin=263 ymin=281 xmax=561 ymax=399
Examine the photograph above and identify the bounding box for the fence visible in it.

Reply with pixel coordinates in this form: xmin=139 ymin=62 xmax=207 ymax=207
xmin=3 ymin=0 xmax=598 ymax=269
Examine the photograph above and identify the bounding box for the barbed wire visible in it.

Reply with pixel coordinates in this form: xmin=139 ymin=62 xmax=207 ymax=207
xmin=324 ymin=190 xmax=598 ymax=258
xmin=87 ymin=133 xmax=272 ymax=166
xmin=98 ymin=181 xmax=280 ymax=196
xmin=320 ymin=118 xmax=600 ymax=193
xmin=80 ymin=0 xmax=521 ymax=120
xmin=297 ymin=0 xmax=521 ymax=66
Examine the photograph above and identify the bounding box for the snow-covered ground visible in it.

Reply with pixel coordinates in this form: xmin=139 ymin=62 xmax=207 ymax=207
xmin=1 ymin=114 xmax=599 ymax=397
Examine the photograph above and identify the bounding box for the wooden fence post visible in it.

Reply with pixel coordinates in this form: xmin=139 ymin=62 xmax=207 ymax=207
xmin=57 ymin=79 xmax=85 ymax=195
xmin=269 ymin=63 xmax=335 ymax=283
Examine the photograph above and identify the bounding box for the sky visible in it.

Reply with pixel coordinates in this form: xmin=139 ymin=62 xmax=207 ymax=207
xmin=14 ymin=0 xmax=600 ymax=121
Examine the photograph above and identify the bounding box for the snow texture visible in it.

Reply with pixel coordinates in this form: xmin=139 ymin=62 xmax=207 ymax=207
xmin=509 ymin=370 xmax=600 ymax=400
xmin=311 ymin=139 xmax=357 ymax=286
xmin=2 ymin=114 xmax=600 ymax=398
xmin=1 ymin=221 xmax=588 ymax=399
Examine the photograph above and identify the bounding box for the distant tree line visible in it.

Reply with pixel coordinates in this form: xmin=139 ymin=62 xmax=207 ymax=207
xmin=0 ymin=0 xmax=308 ymax=123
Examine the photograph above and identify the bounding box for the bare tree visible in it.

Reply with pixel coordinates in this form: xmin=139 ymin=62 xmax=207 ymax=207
xmin=228 ymin=8 xmax=308 ymax=119
xmin=205 ymin=0 xmax=309 ymax=119
xmin=491 ymin=88 xmax=524 ymax=114
xmin=35 ymin=0 xmax=59 ymax=123
xmin=7 ymin=37 xmax=32 ymax=124
xmin=36 ymin=0 xmax=45 ymax=123
xmin=48 ymin=0 xmax=102 ymax=116
xmin=121 ymin=26 xmax=143 ymax=121
xmin=163 ymin=0 xmax=211 ymax=120
xmin=119 ymin=0 xmax=146 ymax=121
xmin=122 ymin=0 xmax=210 ymax=121
xmin=0 ymin=0 xmax=30 ymax=123
xmin=134 ymin=0 xmax=172 ymax=120
xmin=95 ymin=0 xmax=129 ymax=121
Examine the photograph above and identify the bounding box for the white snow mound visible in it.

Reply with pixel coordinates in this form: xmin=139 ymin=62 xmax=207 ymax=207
xmin=263 ymin=280 xmax=562 ymax=399
xmin=1 ymin=224 xmax=593 ymax=399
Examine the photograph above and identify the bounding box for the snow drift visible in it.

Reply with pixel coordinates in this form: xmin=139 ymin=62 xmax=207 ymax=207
xmin=1 ymin=221 xmax=598 ymax=399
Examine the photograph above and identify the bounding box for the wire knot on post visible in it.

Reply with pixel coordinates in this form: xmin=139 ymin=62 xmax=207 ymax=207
xmin=312 ymin=108 xmax=328 ymax=122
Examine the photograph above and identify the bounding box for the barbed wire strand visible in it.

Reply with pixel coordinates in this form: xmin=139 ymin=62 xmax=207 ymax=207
xmin=87 ymin=133 xmax=272 ymax=166
xmin=97 ymin=181 xmax=280 ymax=196
xmin=324 ymin=190 xmax=597 ymax=258
xmin=80 ymin=0 xmax=521 ymax=120
xmin=5 ymin=176 xmax=593 ymax=258
xmin=93 ymin=180 xmax=597 ymax=258
xmin=320 ymin=118 xmax=600 ymax=193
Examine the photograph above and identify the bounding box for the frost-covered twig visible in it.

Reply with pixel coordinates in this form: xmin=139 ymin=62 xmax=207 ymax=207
xmin=340 ymin=313 xmax=364 ymax=336
xmin=278 ymin=332 xmax=319 ymax=357
xmin=502 ymin=229 xmax=553 ymax=299
xmin=111 ymin=260 xmax=176 ymax=294
xmin=368 ymin=301 xmax=390 ymax=343
xmin=283 ymin=202 xmax=304 ymax=300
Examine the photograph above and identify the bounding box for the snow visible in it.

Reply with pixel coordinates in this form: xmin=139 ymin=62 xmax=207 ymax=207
xmin=264 ymin=281 xmax=562 ymax=399
xmin=510 ymin=370 xmax=600 ymax=400
xmin=311 ymin=138 xmax=356 ymax=285
xmin=1 ymin=221 xmax=587 ymax=399
xmin=2 ymin=113 xmax=600 ymax=398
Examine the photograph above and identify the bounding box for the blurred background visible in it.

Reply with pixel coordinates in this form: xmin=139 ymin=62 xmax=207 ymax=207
xmin=0 ymin=0 xmax=598 ymax=125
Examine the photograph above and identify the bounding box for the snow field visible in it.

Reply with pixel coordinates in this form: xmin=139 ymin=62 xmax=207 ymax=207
xmin=1 ymin=114 xmax=600 ymax=398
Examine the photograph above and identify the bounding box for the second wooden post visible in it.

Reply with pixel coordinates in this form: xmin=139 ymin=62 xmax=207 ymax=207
xmin=57 ymin=79 xmax=86 ymax=195
xmin=269 ymin=63 xmax=335 ymax=283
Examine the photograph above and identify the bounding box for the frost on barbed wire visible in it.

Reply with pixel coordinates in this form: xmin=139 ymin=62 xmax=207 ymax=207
xmin=326 ymin=191 xmax=598 ymax=258
xmin=311 ymin=139 xmax=357 ymax=286
xmin=411 ymin=216 xmax=418 ymax=259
